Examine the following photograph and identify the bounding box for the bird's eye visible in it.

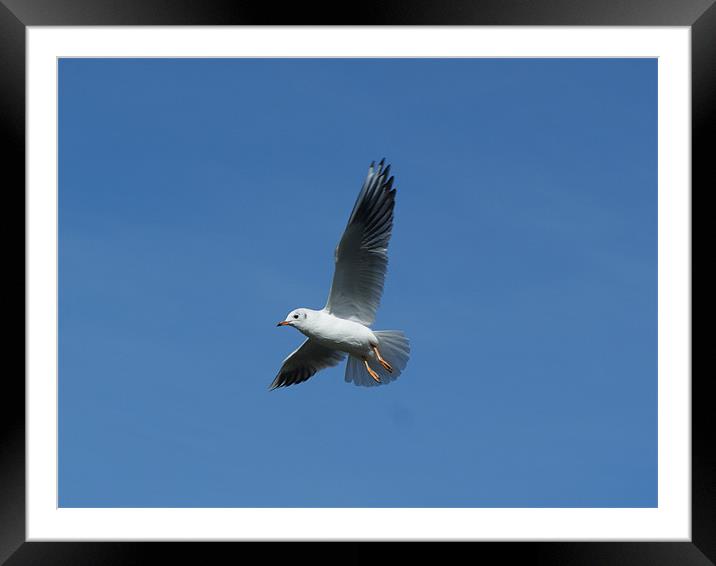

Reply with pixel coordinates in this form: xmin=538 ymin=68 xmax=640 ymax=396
xmin=293 ymin=314 xmax=299 ymax=319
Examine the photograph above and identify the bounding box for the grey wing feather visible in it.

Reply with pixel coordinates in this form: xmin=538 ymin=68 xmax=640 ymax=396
xmin=269 ymin=339 xmax=345 ymax=390
xmin=324 ymin=159 xmax=396 ymax=326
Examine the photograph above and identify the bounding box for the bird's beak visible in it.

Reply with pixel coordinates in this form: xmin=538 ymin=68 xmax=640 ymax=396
xmin=276 ymin=321 xmax=291 ymax=327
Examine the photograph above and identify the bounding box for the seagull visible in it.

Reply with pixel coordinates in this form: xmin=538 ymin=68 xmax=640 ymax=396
xmin=271 ymin=159 xmax=410 ymax=390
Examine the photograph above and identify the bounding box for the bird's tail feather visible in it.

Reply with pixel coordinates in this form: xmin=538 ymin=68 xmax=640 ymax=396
xmin=345 ymin=330 xmax=410 ymax=387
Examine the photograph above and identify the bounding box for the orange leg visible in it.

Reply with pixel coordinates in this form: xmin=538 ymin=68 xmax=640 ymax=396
xmin=363 ymin=359 xmax=381 ymax=383
xmin=372 ymin=346 xmax=393 ymax=373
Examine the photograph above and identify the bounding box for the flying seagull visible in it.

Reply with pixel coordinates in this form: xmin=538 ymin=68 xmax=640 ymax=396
xmin=271 ymin=159 xmax=410 ymax=389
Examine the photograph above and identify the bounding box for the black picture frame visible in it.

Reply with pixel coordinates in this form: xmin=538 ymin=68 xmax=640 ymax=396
xmin=4 ymin=1 xmax=707 ymax=564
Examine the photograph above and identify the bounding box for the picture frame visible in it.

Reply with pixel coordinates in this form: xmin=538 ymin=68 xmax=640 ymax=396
xmin=6 ymin=1 xmax=706 ymax=563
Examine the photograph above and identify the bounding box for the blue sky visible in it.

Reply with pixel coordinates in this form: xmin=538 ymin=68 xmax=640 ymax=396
xmin=58 ymin=58 xmax=657 ymax=507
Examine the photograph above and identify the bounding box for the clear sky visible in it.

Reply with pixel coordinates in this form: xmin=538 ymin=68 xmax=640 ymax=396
xmin=58 ymin=58 xmax=657 ymax=507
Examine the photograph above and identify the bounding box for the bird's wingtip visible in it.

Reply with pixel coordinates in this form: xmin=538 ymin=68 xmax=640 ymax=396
xmin=369 ymin=158 xmax=390 ymax=177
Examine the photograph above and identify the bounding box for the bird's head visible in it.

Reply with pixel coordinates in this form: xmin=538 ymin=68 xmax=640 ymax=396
xmin=277 ymin=308 xmax=310 ymax=330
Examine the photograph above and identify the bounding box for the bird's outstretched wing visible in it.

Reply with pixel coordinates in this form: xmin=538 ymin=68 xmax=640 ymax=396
xmin=324 ymin=159 xmax=396 ymax=326
xmin=270 ymin=339 xmax=345 ymax=390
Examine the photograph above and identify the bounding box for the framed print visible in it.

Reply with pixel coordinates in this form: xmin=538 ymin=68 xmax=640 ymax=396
xmin=5 ymin=1 xmax=707 ymax=564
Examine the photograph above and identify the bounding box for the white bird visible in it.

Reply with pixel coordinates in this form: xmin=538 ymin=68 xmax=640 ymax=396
xmin=271 ymin=159 xmax=410 ymax=389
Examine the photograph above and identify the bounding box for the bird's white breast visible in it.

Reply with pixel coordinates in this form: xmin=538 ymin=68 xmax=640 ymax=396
xmin=303 ymin=311 xmax=377 ymax=357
